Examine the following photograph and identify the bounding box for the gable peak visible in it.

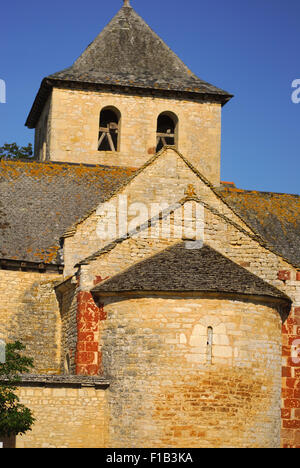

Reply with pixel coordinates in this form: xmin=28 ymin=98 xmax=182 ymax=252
xmin=26 ymin=4 xmax=232 ymax=129
xmin=46 ymin=3 xmax=231 ymax=100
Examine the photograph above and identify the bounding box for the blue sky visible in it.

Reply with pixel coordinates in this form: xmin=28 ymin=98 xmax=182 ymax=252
xmin=0 ymin=0 xmax=299 ymax=194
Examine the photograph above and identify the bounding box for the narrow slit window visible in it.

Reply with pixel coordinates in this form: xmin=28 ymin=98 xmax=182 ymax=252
xmin=207 ymin=326 xmax=213 ymax=364
xmin=156 ymin=112 xmax=178 ymax=153
xmin=98 ymin=107 xmax=120 ymax=152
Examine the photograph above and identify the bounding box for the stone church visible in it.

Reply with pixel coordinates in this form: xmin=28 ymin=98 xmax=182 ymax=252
xmin=0 ymin=1 xmax=299 ymax=448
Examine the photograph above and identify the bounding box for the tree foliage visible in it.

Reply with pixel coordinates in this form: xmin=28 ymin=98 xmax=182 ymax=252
xmin=0 ymin=143 xmax=33 ymax=161
xmin=0 ymin=341 xmax=35 ymax=437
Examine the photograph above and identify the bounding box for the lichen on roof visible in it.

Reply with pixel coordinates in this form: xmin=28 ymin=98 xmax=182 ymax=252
xmin=0 ymin=160 xmax=136 ymax=264
xmin=219 ymin=186 xmax=300 ymax=268
xmin=1 ymin=157 xmax=299 ymax=268
xmin=26 ymin=3 xmax=232 ymax=128
xmin=50 ymin=5 xmax=231 ymax=95
xmin=91 ymin=242 xmax=291 ymax=302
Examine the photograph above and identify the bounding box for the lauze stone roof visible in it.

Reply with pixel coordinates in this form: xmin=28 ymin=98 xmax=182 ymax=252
xmin=49 ymin=4 xmax=231 ymax=97
xmin=219 ymin=186 xmax=300 ymax=268
xmin=91 ymin=243 xmax=291 ymax=302
xmin=0 ymin=160 xmax=299 ymax=273
xmin=26 ymin=3 xmax=232 ymax=128
xmin=0 ymin=160 xmax=135 ymax=264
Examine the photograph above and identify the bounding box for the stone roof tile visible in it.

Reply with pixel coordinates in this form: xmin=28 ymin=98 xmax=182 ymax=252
xmin=0 ymin=160 xmax=136 ymax=264
xmin=26 ymin=4 xmax=232 ymax=128
xmin=219 ymin=187 xmax=300 ymax=268
xmin=1 ymin=159 xmax=299 ymax=270
xmin=91 ymin=242 xmax=291 ymax=302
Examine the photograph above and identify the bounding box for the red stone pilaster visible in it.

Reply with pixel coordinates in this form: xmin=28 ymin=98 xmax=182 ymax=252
xmin=281 ymin=306 xmax=300 ymax=448
xmin=75 ymin=290 xmax=106 ymax=376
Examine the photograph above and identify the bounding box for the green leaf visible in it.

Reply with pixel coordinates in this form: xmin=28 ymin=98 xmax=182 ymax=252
xmin=0 ymin=341 xmax=35 ymax=437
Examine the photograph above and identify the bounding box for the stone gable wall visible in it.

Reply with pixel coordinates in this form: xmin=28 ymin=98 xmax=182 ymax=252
xmin=79 ymin=201 xmax=297 ymax=297
xmin=63 ymin=150 xmax=255 ymax=276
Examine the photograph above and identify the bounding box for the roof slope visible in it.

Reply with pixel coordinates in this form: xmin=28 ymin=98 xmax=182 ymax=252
xmin=0 ymin=160 xmax=136 ymax=264
xmin=219 ymin=186 xmax=300 ymax=268
xmin=49 ymin=5 xmax=230 ymax=97
xmin=26 ymin=4 xmax=232 ymax=128
xmin=1 ymin=159 xmax=299 ymax=268
xmin=92 ymin=243 xmax=290 ymax=302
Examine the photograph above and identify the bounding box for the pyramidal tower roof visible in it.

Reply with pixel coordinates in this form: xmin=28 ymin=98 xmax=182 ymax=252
xmin=26 ymin=2 xmax=232 ymax=128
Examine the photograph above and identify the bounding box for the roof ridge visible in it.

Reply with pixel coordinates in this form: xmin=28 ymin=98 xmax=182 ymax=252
xmin=220 ymin=186 xmax=300 ymax=198
xmin=0 ymin=158 xmax=137 ymax=171
xmin=53 ymin=5 xmax=230 ymax=95
xmin=90 ymin=242 xmax=291 ymax=304
xmin=61 ymin=145 xmax=270 ymax=243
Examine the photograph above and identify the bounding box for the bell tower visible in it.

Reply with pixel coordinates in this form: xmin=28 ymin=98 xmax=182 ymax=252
xmin=26 ymin=1 xmax=232 ymax=186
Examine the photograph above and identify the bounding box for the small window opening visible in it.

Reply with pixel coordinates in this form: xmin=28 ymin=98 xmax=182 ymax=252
xmin=156 ymin=112 xmax=178 ymax=153
xmin=98 ymin=107 xmax=120 ymax=152
xmin=207 ymin=326 xmax=213 ymax=365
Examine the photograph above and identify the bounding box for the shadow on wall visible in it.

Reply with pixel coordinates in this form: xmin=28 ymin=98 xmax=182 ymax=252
xmin=7 ymin=278 xmax=61 ymax=374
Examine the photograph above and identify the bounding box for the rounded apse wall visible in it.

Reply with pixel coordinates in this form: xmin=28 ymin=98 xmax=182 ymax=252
xmin=100 ymin=294 xmax=283 ymax=448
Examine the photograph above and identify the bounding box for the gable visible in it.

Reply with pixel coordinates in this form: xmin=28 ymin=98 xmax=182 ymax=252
xmin=1 ymin=150 xmax=299 ymax=276
xmin=77 ymin=197 xmax=295 ymax=307
xmin=63 ymin=147 xmax=259 ymax=274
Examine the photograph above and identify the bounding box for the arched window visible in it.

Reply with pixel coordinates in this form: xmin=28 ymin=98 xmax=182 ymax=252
xmin=156 ymin=112 xmax=178 ymax=153
xmin=98 ymin=107 xmax=121 ymax=152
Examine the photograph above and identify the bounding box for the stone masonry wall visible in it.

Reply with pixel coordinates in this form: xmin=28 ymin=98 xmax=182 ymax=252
xmin=281 ymin=306 xmax=300 ymax=448
xmin=80 ymin=199 xmax=296 ymax=299
xmin=100 ymin=295 xmax=282 ymax=448
xmin=43 ymin=88 xmax=221 ymax=185
xmin=0 ymin=269 xmax=61 ymax=374
xmin=77 ymin=198 xmax=300 ymax=447
xmin=75 ymin=289 xmax=105 ymax=376
xmin=15 ymin=386 xmax=107 ymax=448
xmin=63 ymin=149 xmax=254 ymax=276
